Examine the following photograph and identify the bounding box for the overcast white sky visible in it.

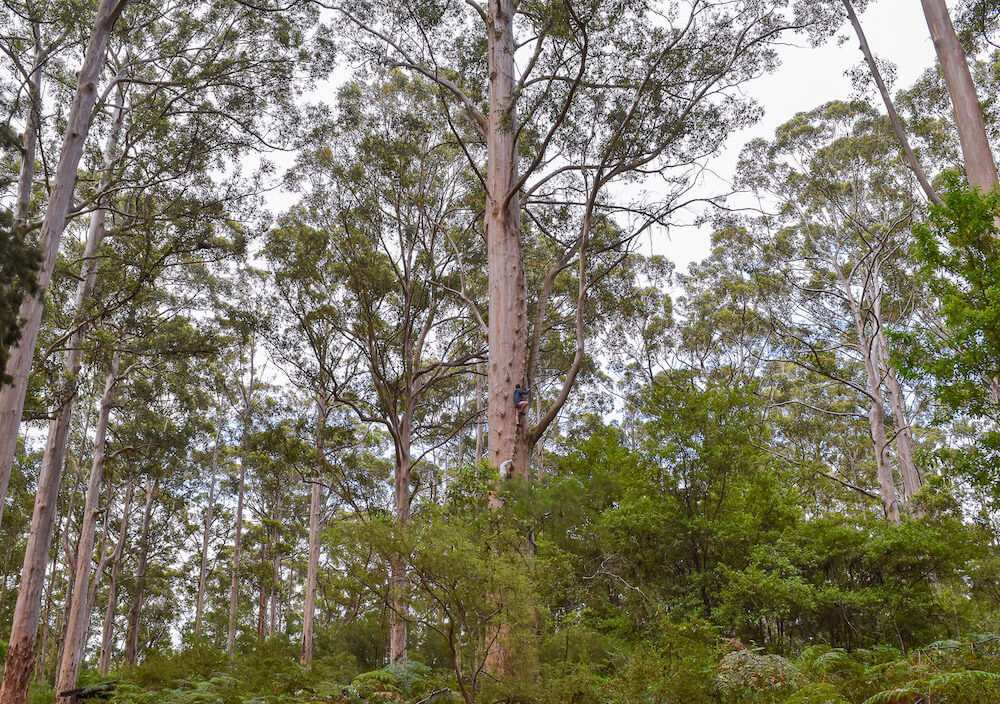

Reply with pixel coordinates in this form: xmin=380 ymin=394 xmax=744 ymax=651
xmin=659 ymin=2 xmax=941 ymax=269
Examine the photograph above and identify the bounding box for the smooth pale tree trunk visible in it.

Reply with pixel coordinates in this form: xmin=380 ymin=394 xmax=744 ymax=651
xmin=841 ymin=0 xmax=943 ymax=206
xmin=920 ymin=0 xmax=999 ymax=191
xmin=301 ymin=399 xmax=326 ymax=667
xmin=485 ymin=0 xmax=528 ymax=483
xmin=269 ymin=551 xmax=278 ymax=637
xmin=12 ymin=31 xmax=43 ymax=232
xmin=880 ymin=338 xmax=921 ymax=501
xmin=0 ymin=5 xmax=127 ymax=580
xmin=124 ymin=478 xmax=155 ymax=668
xmin=55 ymin=357 xmax=119 ymax=704
xmin=227 ymin=410 xmax=251 ymax=656
xmin=194 ymin=414 xmax=223 ymax=637
xmin=474 ymin=368 xmax=483 ymax=464
xmin=257 ymin=542 xmax=267 ymax=640
xmin=535 ymin=389 xmax=543 ymax=476
xmin=872 ymin=286 xmax=921 ymax=504
xmin=482 ymin=2 xmax=534 ymax=677
xmin=389 ymin=418 xmax=412 ymax=664
xmin=37 ymin=414 xmax=91 ymax=684
xmin=843 ymin=278 xmax=900 ymax=524
xmin=0 ymin=37 xmax=43 ymax=532
xmin=97 ymin=481 xmax=133 ymax=674
xmin=34 ymin=552 xmax=57 ymax=683
xmin=54 ymin=101 xmax=127 ymax=683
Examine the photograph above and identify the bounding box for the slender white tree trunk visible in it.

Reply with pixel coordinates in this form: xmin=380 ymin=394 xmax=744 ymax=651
xmin=0 ymin=29 xmax=43 ymax=529
xmin=0 ymin=6 xmax=127 ymax=584
xmin=300 ymin=399 xmax=325 ymax=667
xmin=194 ymin=412 xmax=223 ymax=637
xmin=11 ymin=30 xmax=43 ymax=232
xmin=124 ymin=478 xmax=155 ymax=668
xmin=841 ymin=0 xmax=942 ymax=206
xmin=844 ymin=279 xmax=900 ymax=524
xmin=389 ymin=417 xmax=411 ymax=664
xmin=97 ymin=481 xmax=132 ymax=674
xmin=474 ymin=368 xmax=483 ymax=464
xmin=227 ymin=410 xmax=250 ymax=656
xmin=874 ymin=322 xmax=921 ymax=503
xmin=920 ymin=0 xmax=999 ymax=191
xmin=55 ymin=356 xmax=119 ymax=704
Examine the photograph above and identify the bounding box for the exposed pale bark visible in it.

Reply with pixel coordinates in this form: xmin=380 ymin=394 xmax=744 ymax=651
xmin=872 ymin=289 xmax=921 ymax=504
xmin=841 ymin=0 xmax=943 ymax=206
xmin=227 ymin=440 xmax=247 ymax=654
xmin=474 ymin=368 xmax=483 ymax=464
xmin=920 ymin=0 xmax=999 ymax=191
xmin=842 ymin=277 xmax=900 ymax=524
xmin=55 ymin=356 xmax=120 ymax=704
xmin=98 ymin=481 xmax=133 ymax=674
xmin=257 ymin=541 xmax=267 ymax=640
xmin=300 ymin=399 xmax=325 ymax=668
xmin=11 ymin=28 xmax=43 ymax=233
xmin=194 ymin=411 xmax=223 ymax=637
xmin=389 ymin=420 xmax=411 ymax=664
xmin=124 ymin=477 xmax=155 ymax=668
xmin=269 ymin=549 xmax=279 ymax=637
xmin=0 ymin=6 xmax=128 ymax=590
xmin=39 ymin=414 xmax=92 ymax=683
xmin=0 ymin=36 xmax=44 ymax=534
xmin=535 ymin=388 xmax=543 ymax=476
xmin=227 ymin=358 xmax=255 ymax=656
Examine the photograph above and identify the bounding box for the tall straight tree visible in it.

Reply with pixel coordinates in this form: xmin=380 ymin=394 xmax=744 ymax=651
xmin=730 ymin=101 xmax=928 ymax=520
xmin=270 ymin=76 xmax=482 ymax=662
xmin=0 ymin=0 xmax=319 ymax=520
xmin=0 ymin=3 xmax=127 ymax=699
xmin=336 ymin=0 xmax=798 ymax=487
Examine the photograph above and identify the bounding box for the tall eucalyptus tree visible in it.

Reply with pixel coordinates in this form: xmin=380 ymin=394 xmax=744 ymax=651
xmin=332 ymin=0 xmax=800 ymax=486
xmin=732 ymin=101 xmax=927 ymax=520
xmin=269 ymin=75 xmax=482 ymax=662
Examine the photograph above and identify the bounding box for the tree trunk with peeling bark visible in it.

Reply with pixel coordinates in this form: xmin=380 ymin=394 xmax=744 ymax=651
xmin=0 ymin=6 xmax=127 ymax=584
xmin=920 ymin=0 xmax=999 ymax=191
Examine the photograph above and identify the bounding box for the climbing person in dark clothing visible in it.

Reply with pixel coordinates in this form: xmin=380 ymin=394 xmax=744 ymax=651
xmin=514 ymin=384 xmax=530 ymax=413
